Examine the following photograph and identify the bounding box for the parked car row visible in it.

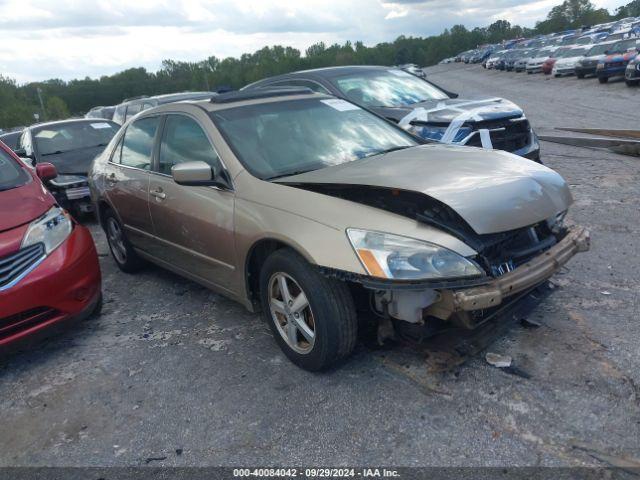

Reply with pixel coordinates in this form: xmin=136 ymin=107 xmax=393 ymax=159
xmin=1 ymin=63 xmax=591 ymax=371
xmin=453 ymin=17 xmax=640 ymax=87
xmin=6 ymin=64 xmax=544 ymax=221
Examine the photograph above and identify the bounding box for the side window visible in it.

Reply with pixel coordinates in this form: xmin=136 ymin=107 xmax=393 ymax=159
xmin=289 ymin=79 xmax=331 ymax=94
xmin=120 ymin=116 xmax=159 ymax=170
xmin=113 ymin=105 xmax=126 ymax=124
xmin=158 ymin=115 xmax=222 ymax=176
xmin=125 ymin=103 xmax=143 ymax=122
xmin=263 ymin=79 xmax=330 ymax=94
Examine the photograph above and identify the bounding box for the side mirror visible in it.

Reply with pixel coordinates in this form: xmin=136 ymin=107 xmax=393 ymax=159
xmin=171 ymin=161 xmax=225 ymax=187
xmin=36 ymin=162 xmax=58 ymax=181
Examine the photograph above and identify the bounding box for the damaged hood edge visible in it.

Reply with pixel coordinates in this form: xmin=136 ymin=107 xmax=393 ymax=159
xmin=277 ymin=144 xmax=573 ymax=235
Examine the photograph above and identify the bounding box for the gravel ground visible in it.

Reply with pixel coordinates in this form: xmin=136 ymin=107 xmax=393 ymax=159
xmin=1 ymin=63 xmax=639 ymax=468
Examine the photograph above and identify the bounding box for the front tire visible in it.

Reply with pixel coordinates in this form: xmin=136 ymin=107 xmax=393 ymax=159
xmin=626 ymin=79 xmax=639 ymax=87
xmin=259 ymin=249 xmax=357 ymax=371
xmin=598 ymin=76 xmax=608 ymax=84
xmin=103 ymin=210 xmax=145 ymax=273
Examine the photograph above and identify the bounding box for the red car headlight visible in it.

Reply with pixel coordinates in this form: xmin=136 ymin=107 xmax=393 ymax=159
xmin=21 ymin=207 xmax=73 ymax=255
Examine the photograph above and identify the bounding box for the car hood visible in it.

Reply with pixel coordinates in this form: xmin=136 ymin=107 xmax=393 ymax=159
xmin=39 ymin=145 xmax=106 ymax=175
xmin=278 ymin=144 xmax=572 ymax=235
xmin=371 ymin=97 xmax=523 ymax=125
xmin=0 ymin=174 xmax=53 ymax=233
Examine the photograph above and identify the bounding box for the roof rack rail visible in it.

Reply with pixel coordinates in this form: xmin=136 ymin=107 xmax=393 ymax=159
xmin=210 ymin=87 xmax=314 ymax=104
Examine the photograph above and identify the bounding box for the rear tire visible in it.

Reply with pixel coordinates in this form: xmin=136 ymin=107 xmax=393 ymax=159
xmin=103 ymin=209 xmax=145 ymax=273
xmin=598 ymin=76 xmax=608 ymax=84
xmin=577 ymin=73 xmax=585 ymax=79
xmin=259 ymin=248 xmax=357 ymax=371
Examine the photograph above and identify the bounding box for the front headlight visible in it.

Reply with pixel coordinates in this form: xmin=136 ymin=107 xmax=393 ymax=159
xmin=406 ymin=124 xmax=472 ymax=143
xmin=21 ymin=207 xmax=73 ymax=255
xmin=347 ymin=229 xmax=484 ymax=280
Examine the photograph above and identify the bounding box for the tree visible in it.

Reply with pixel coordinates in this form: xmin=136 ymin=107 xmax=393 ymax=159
xmin=0 ymin=0 xmax=630 ymax=127
xmin=616 ymin=0 xmax=640 ymax=17
xmin=46 ymin=96 xmax=70 ymax=120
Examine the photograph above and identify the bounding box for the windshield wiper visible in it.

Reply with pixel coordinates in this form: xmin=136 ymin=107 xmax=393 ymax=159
xmin=41 ymin=150 xmax=64 ymax=156
xmin=363 ymin=145 xmax=411 ymax=159
xmin=265 ymin=168 xmax=318 ymax=181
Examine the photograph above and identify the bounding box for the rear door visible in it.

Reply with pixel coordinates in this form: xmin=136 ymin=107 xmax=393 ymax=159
xmin=147 ymin=113 xmax=236 ymax=289
xmin=104 ymin=116 xmax=160 ymax=252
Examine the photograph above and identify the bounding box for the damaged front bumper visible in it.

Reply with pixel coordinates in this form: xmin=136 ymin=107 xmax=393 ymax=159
xmin=432 ymin=226 xmax=590 ymax=317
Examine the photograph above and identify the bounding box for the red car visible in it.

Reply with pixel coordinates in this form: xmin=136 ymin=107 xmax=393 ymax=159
xmin=0 ymin=141 xmax=101 ymax=347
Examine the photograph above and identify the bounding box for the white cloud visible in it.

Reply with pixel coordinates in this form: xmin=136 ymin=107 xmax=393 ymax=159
xmin=0 ymin=0 xmax=632 ymax=82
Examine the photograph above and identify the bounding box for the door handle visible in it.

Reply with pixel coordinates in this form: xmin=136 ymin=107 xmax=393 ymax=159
xmin=150 ymin=188 xmax=166 ymax=200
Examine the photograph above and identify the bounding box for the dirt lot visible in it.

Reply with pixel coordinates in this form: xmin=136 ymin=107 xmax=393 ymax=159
xmin=1 ymin=63 xmax=639 ymax=468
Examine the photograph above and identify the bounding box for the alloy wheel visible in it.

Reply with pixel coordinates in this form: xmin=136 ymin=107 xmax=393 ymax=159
xmin=268 ymin=272 xmax=316 ymax=354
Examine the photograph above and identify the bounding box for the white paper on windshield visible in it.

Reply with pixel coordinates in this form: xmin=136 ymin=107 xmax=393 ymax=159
xmin=321 ymin=99 xmax=360 ymax=112
xmin=91 ymin=122 xmax=112 ymax=129
xmin=388 ymin=69 xmax=412 ymax=77
xmin=35 ymin=130 xmax=57 ymax=139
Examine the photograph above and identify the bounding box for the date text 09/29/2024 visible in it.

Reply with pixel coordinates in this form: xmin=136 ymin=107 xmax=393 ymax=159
xmin=232 ymin=468 xmax=401 ymax=478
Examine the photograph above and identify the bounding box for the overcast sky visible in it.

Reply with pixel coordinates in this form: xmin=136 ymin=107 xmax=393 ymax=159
xmin=0 ymin=0 xmax=629 ymax=83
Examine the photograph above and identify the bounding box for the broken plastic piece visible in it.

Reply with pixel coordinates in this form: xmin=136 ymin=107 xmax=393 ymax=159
xmin=485 ymin=352 xmax=512 ymax=368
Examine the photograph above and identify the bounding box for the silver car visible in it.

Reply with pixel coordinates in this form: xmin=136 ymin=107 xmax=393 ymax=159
xmin=89 ymin=88 xmax=590 ymax=371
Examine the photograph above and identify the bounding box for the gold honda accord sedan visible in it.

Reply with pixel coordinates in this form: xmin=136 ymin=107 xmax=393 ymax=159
xmin=89 ymin=88 xmax=590 ymax=371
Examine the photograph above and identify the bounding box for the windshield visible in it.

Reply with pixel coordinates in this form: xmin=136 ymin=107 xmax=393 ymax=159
xmin=0 ymin=149 xmax=30 ymax=192
xmin=33 ymin=121 xmax=119 ymax=156
xmin=588 ymin=43 xmax=613 ymax=55
xmin=210 ymin=98 xmax=418 ymax=180
xmin=331 ymin=69 xmax=448 ymax=108
xmin=559 ymin=47 xmax=588 ymax=57
xmin=612 ymin=39 xmax=637 ymax=53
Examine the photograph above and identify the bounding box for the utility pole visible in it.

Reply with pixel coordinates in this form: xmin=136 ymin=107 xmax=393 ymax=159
xmin=36 ymin=87 xmax=46 ymax=121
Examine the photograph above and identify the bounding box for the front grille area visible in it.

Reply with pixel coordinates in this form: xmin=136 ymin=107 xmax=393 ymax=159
xmin=0 ymin=243 xmax=45 ymax=290
xmin=466 ymin=117 xmax=531 ymax=152
xmin=472 ymin=222 xmax=562 ymax=278
xmin=0 ymin=307 xmax=59 ymax=342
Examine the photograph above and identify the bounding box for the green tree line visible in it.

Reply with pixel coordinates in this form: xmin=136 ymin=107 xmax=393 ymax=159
xmin=1 ymin=0 xmax=638 ymax=130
